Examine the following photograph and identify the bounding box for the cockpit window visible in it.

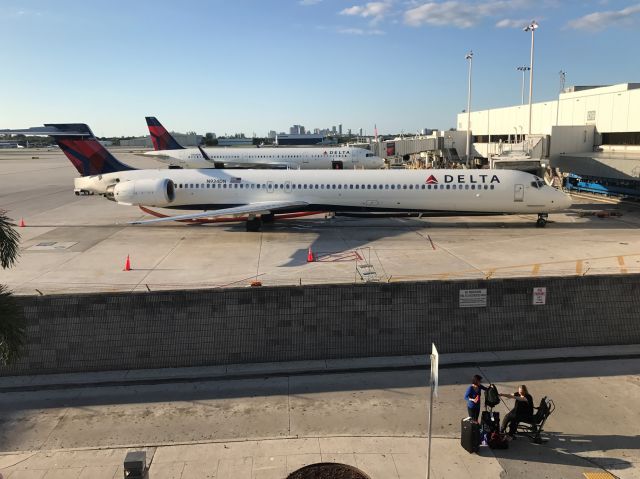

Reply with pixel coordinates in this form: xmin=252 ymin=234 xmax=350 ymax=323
xmin=531 ymin=179 xmax=545 ymax=189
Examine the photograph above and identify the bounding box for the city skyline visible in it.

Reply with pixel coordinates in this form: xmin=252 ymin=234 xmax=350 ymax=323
xmin=1 ymin=1 xmax=639 ymax=137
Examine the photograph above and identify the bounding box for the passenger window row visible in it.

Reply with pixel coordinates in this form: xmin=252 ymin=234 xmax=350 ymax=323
xmin=175 ymin=183 xmax=495 ymax=191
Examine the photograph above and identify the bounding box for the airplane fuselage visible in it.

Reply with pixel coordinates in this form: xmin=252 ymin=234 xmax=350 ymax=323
xmin=144 ymin=146 xmax=385 ymax=170
xmin=75 ymin=168 xmax=571 ymax=215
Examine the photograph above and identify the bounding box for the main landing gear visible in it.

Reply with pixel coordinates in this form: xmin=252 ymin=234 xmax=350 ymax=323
xmin=536 ymin=213 xmax=548 ymax=228
xmin=246 ymin=216 xmax=262 ymax=232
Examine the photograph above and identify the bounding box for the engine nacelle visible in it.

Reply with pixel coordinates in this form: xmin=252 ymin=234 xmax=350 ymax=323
xmin=111 ymin=179 xmax=176 ymax=206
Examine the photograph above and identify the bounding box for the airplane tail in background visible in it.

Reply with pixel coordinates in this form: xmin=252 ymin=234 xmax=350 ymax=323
xmin=145 ymin=117 xmax=185 ymax=151
xmin=0 ymin=124 xmax=135 ymax=176
xmin=45 ymin=124 xmax=135 ymax=176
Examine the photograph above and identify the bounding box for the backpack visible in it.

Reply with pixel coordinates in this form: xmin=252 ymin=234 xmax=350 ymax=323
xmin=485 ymin=384 xmax=500 ymax=408
xmin=489 ymin=431 xmax=509 ymax=449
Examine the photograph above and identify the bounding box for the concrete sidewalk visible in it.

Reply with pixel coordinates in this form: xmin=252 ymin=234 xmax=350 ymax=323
xmin=2 ymin=344 xmax=639 ymax=392
xmin=0 ymin=436 xmax=520 ymax=479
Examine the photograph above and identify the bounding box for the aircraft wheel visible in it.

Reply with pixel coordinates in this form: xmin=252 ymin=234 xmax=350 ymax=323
xmin=536 ymin=216 xmax=547 ymax=228
xmin=262 ymin=213 xmax=275 ymax=223
xmin=246 ymin=218 xmax=262 ymax=232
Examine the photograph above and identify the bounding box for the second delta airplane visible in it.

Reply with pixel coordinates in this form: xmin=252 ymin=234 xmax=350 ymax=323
xmin=143 ymin=117 xmax=385 ymax=170
xmin=1 ymin=123 xmax=572 ymax=231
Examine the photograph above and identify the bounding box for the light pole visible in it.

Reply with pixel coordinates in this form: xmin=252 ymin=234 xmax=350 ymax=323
xmin=516 ymin=66 xmax=530 ymax=105
xmin=465 ymin=50 xmax=473 ymax=166
xmin=524 ymin=20 xmax=538 ymax=136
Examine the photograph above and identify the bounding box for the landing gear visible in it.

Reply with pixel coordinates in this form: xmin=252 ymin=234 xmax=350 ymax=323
xmin=261 ymin=213 xmax=275 ymax=223
xmin=246 ymin=217 xmax=262 ymax=232
xmin=536 ymin=213 xmax=548 ymax=228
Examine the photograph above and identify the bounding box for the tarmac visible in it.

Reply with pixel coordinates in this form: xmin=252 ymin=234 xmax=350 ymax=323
xmin=1 ymin=149 xmax=640 ymax=295
xmin=1 ymin=345 xmax=639 ymax=478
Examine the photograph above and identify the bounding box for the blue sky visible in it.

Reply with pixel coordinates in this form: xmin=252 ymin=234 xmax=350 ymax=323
xmin=1 ymin=0 xmax=639 ymax=137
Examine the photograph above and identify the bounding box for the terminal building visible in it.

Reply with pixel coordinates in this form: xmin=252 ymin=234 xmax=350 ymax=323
xmin=455 ymin=82 xmax=640 ymax=190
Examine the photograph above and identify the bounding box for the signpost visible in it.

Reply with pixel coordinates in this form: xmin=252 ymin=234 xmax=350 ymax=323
xmin=427 ymin=343 xmax=439 ymax=479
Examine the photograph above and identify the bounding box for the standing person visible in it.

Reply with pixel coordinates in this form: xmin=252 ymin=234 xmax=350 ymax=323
xmin=464 ymin=374 xmax=487 ymax=422
xmin=500 ymin=384 xmax=534 ymax=438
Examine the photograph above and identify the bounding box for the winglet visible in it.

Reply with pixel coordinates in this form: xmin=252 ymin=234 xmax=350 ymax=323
xmin=197 ymin=145 xmax=224 ymax=168
xmin=145 ymin=116 xmax=185 ymax=151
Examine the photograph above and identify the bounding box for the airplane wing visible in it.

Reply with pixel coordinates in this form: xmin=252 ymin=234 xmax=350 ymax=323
xmin=130 ymin=200 xmax=309 ymax=225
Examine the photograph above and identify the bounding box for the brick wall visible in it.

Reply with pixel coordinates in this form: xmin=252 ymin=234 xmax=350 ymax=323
xmin=2 ymin=274 xmax=639 ymax=375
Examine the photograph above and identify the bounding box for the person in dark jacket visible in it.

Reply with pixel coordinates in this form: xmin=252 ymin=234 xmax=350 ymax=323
xmin=464 ymin=374 xmax=487 ymax=422
xmin=500 ymin=384 xmax=534 ymax=437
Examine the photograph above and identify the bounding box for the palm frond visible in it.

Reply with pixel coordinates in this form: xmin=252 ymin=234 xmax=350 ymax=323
xmin=0 ymin=210 xmax=21 ymax=269
xmin=0 ymin=284 xmax=25 ymax=365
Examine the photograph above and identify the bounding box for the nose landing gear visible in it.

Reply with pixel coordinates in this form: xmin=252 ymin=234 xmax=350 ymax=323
xmin=536 ymin=213 xmax=548 ymax=228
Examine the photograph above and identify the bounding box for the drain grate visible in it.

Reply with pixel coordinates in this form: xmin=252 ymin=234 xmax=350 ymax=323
xmin=28 ymin=241 xmax=77 ymax=251
xmin=287 ymin=463 xmax=370 ymax=479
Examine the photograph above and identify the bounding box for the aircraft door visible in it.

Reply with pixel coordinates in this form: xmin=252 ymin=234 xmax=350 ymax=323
xmin=284 ymin=181 xmax=291 ymax=193
xmin=267 ymin=181 xmax=274 ymax=193
xmin=514 ymin=184 xmax=524 ymax=202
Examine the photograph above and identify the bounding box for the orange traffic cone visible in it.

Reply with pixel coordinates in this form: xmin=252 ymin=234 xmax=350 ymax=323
xmin=123 ymin=255 xmax=131 ymax=271
xmin=19 ymin=218 xmax=25 ymax=227
xmin=307 ymin=247 xmax=315 ymax=263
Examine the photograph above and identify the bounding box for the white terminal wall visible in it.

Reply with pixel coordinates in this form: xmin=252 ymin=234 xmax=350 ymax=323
xmin=456 ymin=83 xmax=640 ymax=136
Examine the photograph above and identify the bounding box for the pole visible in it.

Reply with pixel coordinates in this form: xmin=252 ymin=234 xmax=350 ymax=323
xmin=528 ymin=25 xmax=535 ymax=136
xmin=521 ymin=69 xmax=525 ymax=105
xmin=426 ymin=362 xmax=434 ymax=479
xmin=465 ymin=51 xmax=473 ymax=167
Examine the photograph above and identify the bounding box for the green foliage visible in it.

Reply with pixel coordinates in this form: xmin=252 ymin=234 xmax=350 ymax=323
xmin=0 ymin=210 xmax=24 ymax=366
xmin=0 ymin=285 xmax=25 ymax=366
xmin=0 ymin=210 xmax=20 ymax=269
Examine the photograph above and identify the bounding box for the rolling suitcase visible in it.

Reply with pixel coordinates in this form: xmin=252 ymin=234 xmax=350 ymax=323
xmin=461 ymin=417 xmax=480 ymax=453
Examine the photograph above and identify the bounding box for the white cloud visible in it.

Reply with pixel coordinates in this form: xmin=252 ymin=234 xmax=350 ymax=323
xmin=340 ymin=2 xmax=392 ymax=24
xmin=567 ymin=3 xmax=640 ymax=30
xmin=495 ymin=18 xmax=528 ymax=28
xmin=338 ymin=27 xmax=386 ymax=35
xmin=299 ymin=0 xmax=322 ymax=5
xmin=404 ymin=0 xmax=539 ymax=28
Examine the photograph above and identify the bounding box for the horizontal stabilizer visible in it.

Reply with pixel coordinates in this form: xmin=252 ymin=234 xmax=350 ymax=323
xmin=0 ymin=124 xmax=94 ymax=137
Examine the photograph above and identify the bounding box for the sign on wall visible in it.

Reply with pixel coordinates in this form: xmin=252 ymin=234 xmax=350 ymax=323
xmin=459 ymin=289 xmax=487 ymax=308
xmin=532 ymin=287 xmax=547 ymax=305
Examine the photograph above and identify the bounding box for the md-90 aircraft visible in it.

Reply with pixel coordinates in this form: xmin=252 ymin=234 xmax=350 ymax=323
xmin=0 ymin=124 xmax=572 ymax=231
xmin=144 ymin=117 xmax=385 ymax=170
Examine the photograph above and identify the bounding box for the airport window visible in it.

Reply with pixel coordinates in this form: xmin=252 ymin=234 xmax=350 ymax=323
xmin=355 ymin=185 xmax=360 ymax=189
xmin=452 ymin=185 xmax=456 ymax=190
xmin=235 ymin=184 xmax=239 ymax=188
xmin=367 ymin=185 xmax=371 ymax=190
xmin=446 ymin=185 xmax=450 ymax=190
xmin=402 ymin=185 xmax=407 ymax=190
xmin=490 ymin=185 xmax=495 ymax=190
xmin=484 ymin=185 xmax=489 ymax=190
xmin=274 ymin=184 xmax=279 ymax=189
xmin=315 ymin=185 xmax=319 ymax=189
xmin=421 ymin=185 xmax=425 ymax=190
xmin=440 ymin=185 xmax=445 ymax=190
xmin=326 ymin=184 xmax=331 ymax=189
xmin=391 ymin=185 xmax=395 ymax=189
xmin=471 ymin=185 xmax=475 ymax=190
xmin=338 ymin=185 xmax=342 ymax=189
xmin=409 ymin=185 xmax=414 ymax=190
xmin=256 ymin=184 xmax=261 ymax=189
xmin=332 ymin=185 xmax=336 ymax=189
xmin=223 ymin=184 xmax=227 ymax=188
xmin=321 ymin=185 xmax=324 ymax=189
xmin=280 ymin=184 xmax=284 ymax=189
xmin=350 ymin=185 xmax=354 ymax=189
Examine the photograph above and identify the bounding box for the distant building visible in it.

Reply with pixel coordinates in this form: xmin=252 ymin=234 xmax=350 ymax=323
xmin=268 ymin=130 xmax=277 ymax=139
xmin=289 ymin=124 xmax=305 ymax=135
xmin=120 ymin=132 xmax=201 ymax=148
xmin=339 ymin=124 xmax=342 ymax=135
xmin=275 ymin=133 xmax=335 ymax=145
xmin=217 ymin=138 xmax=253 ymax=146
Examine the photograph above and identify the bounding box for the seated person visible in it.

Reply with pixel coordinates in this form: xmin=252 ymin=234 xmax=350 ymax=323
xmin=499 ymin=384 xmax=533 ymax=437
xmin=464 ymin=374 xmax=487 ymax=423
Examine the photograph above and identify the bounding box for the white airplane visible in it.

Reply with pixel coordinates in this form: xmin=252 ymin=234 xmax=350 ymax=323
xmin=144 ymin=117 xmax=385 ymax=170
xmin=0 ymin=124 xmax=572 ymax=231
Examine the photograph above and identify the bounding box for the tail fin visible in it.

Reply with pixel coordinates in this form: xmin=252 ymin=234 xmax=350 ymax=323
xmin=0 ymin=124 xmax=135 ymax=176
xmin=44 ymin=124 xmax=135 ymax=176
xmin=145 ymin=117 xmax=185 ymax=151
